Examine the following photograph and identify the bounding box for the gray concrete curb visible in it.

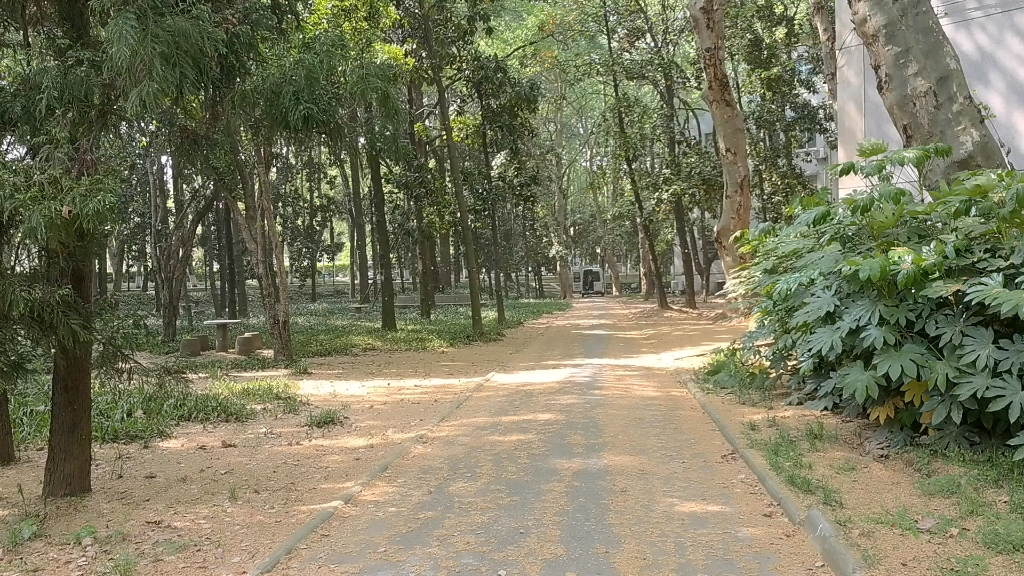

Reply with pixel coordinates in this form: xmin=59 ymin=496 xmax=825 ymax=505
xmin=249 ymin=371 xmax=498 ymax=575
xmin=682 ymin=378 xmax=862 ymax=576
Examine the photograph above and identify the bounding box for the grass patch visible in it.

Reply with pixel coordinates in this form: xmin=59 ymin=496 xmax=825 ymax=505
xmin=70 ymin=524 xmax=98 ymax=545
xmin=864 ymin=507 xmax=955 ymax=538
xmin=102 ymin=553 xmax=138 ymax=576
xmin=940 ymin=555 xmax=990 ymax=576
xmin=803 ymin=419 xmax=838 ymax=451
xmin=137 ymin=297 xmax=569 ymax=360
xmin=5 ymin=517 xmax=40 ymax=549
xmin=749 ymin=427 xmax=843 ymax=508
xmin=695 ymin=345 xmax=775 ymax=406
xmin=11 ymin=373 xmax=303 ymax=449
xmin=976 ymin=516 xmax=1024 ymax=554
xmin=306 ymin=408 xmax=344 ymax=430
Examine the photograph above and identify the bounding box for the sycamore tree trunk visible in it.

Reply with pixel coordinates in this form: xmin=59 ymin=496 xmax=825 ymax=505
xmin=690 ymin=0 xmax=751 ymax=280
xmin=810 ymin=0 xmax=837 ymax=104
xmin=551 ymin=104 xmax=573 ymax=301
xmin=638 ymin=226 xmax=654 ymax=300
xmin=848 ymin=0 xmax=1007 ymax=186
xmin=365 ymin=109 xmax=397 ymax=332
xmin=420 ymin=0 xmax=484 ymax=335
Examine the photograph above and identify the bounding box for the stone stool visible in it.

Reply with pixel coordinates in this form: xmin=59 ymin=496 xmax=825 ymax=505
xmin=234 ymin=334 xmax=256 ymax=357
xmin=179 ymin=337 xmax=201 ymax=357
xmin=195 ymin=334 xmax=211 ymax=352
xmin=244 ymin=332 xmax=263 ymax=351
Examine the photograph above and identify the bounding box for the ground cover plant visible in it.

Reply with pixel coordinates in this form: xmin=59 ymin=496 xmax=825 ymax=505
xmin=732 ymin=142 xmax=1024 ymax=453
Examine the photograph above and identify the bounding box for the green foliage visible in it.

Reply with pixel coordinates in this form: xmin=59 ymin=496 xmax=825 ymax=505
xmin=977 ymin=517 xmax=1024 ymax=554
xmin=5 ymin=517 xmax=40 ymax=549
xmin=941 ymin=556 xmax=989 ymax=576
xmin=306 ymin=408 xmax=345 ymax=429
xmin=734 ymin=143 xmax=1024 ymax=453
xmin=749 ymin=427 xmax=843 ymax=508
xmin=102 ymin=553 xmax=139 ymax=576
xmin=696 ymin=345 xmax=775 ymax=406
xmin=10 ymin=372 xmax=302 ymax=448
xmin=70 ymin=525 xmax=98 ymax=545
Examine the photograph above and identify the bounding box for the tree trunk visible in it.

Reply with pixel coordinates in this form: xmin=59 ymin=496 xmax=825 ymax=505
xmin=348 ymin=135 xmax=371 ymax=304
xmin=690 ymin=0 xmax=751 ymax=279
xmin=409 ymin=82 xmax=437 ymax=318
xmin=43 ymin=251 xmax=92 ymax=499
xmin=365 ymin=110 xmax=397 ymax=332
xmin=672 ymin=197 xmax=699 ymax=309
xmin=0 ymin=389 xmax=16 ymax=465
xmin=228 ymin=135 xmax=292 ymax=361
xmin=603 ymin=0 xmax=670 ymax=309
xmin=222 ymin=201 xmax=238 ymax=318
xmin=606 ymin=249 xmax=622 ymax=296
xmin=848 ymin=0 xmax=1007 ymax=187
xmin=110 ymin=240 xmax=125 ymax=294
xmin=810 ymin=0 xmax=837 ymax=104
xmin=638 ymin=226 xmax=655 ymax=300
xmin=534 ymin=263 xmax=546 ymax=298
xmin=439 ymin=231 xmax=453 ymax=290
xmin=477 ymin=93 xmax=506 ymax=325
xmin=420 ymin=0 xmax=484 ymax=335
xmin=217 ymin=203 xmax=230 ymax=318
xmin=232 ymin=214 xmax=249 ymax=317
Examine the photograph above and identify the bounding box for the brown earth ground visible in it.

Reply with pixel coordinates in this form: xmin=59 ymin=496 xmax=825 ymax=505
xmin=1 ymin=298 xmax=827 ymax=575
xmin=698 ymin=380 xmax=1024 ymax=576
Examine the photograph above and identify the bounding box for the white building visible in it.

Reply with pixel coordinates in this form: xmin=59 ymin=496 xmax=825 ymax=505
xmin=836 ymin=0 xmax=1024 ymax=195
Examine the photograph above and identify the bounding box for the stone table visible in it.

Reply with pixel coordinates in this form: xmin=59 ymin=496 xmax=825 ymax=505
xmin=203 ymin=319 xmax=242 ymax=353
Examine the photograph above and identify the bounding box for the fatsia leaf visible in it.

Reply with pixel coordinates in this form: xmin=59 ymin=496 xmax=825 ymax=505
xmin=793 ymin=289 xmax=840 ymax=325
xmin=858 ymin=325 xmax=897 ymax=351
xmin=1008 ymin=431 xmax=1024 ymax=461
xmin=805 ymin=325 xmax=845 ymax=359
xmin=837 ymin=361 xmax=881 ymax=403
xmin=927 ymin=358 xmax=960 ymax=393
xmin=951 ymin=372 xmax=1000 ymax=400
xmin=873 ymin=344 xmax=928 ymax=381
xmin=901 ymin=380 xmax=930 ymax=406
xmin=869 ymin=397 xmax=905 ymax=425
xmin=994 ymin=334 xmax=1024 ymax=375
xmin=960 ymin=326 xmax=998 ymax=371
xmin=984 ymin=375 xmax=1024 ymax=423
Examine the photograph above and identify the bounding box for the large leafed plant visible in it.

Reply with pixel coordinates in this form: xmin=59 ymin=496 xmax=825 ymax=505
xmin=734 ymin=142 xmax=1024 ymax=455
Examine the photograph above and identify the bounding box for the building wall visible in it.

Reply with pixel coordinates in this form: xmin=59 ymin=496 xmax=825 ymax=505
xmin=836 ymin=0 xmax=1024 ymax=195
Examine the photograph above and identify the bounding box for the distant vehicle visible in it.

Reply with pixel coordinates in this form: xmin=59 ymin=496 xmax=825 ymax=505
xmin=572 ymin=265 xmax=605 ymax=297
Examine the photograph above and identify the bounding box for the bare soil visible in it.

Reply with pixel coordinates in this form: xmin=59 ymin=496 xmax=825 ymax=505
xmin=701 ymin=392 xmax=1024 ymax=576
xmin=2 ymin=297 xmax=824 ymax=575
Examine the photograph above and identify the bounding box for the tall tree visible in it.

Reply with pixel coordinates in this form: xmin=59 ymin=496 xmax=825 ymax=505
xmin=848 ymin=0 xmax=1006 ymax=187
xmin=690 ymin=0 xmax=751 ymax=279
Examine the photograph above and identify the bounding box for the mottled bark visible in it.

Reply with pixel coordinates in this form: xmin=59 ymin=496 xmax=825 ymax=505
xmin=810 ymin=0 xmax=837 ymax=104
xmin=690 ymin=0 xmax=751 ymax=279
xmin=848 ymin=0 xmax=1007 ymax=187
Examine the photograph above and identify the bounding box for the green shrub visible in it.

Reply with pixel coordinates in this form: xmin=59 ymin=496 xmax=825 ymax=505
xmin=696 ymin=345 xmax=774 ymax=405
xmin=306 ymin=408 xmax=344 ymax=429
xmin=11 ymin=373 xmax=302 ymax=448
xmin=734 ymin=141 xmax=1024 ymax=454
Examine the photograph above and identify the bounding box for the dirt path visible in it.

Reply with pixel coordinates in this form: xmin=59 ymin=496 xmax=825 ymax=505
xmin=271 ymin=298 xmax=825 ymax=575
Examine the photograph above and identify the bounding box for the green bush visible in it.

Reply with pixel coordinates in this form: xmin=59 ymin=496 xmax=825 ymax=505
xmin=696 ymin=345 xmax=774 ymax=405
xmin=733 ymin=141 xmax=1024 ymax=454
xmin=11 ymin=372 xmax=302 ymax=448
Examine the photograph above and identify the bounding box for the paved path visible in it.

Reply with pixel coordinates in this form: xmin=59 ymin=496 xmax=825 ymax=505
xmin=272 ymin=299 xmax=823 ymax=575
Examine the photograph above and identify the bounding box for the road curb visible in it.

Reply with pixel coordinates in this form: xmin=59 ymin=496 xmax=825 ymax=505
xmin=681 ymin=377 xmax=862 ymax=576
xmin=249 ymin=371 xmax=497 ymax=575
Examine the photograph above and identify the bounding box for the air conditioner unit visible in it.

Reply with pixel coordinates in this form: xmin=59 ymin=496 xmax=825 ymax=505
xmin=813 ymin=147 xmax=828 ymax=160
